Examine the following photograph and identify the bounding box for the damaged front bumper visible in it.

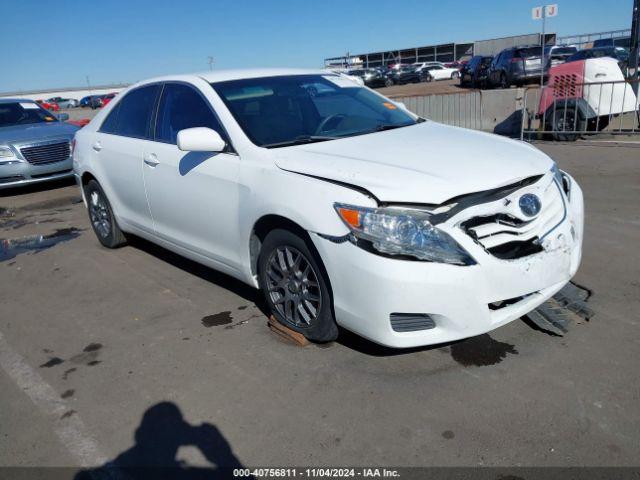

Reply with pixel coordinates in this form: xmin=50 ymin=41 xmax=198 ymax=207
xmin=311 ymin=172 xmax=584 ymax=348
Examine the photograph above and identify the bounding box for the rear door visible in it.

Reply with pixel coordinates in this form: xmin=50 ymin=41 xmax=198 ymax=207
xmin=142 ymin=81 xmax=241 ymax=268
xmin=91 ymin=84 xmax=160 ymax=233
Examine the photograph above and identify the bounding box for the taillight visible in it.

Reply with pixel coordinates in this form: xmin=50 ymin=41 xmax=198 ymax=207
xmin=511 ymin=57 xmax=522 ymax=63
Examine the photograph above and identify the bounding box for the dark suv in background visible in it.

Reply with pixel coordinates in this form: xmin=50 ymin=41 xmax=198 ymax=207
xmin=565 ymin=46 xmax=630 ymax=72
xmin=487 ymin=46 xmax=548 ymax=88
xmin=460 ymin=55 xmax=493 ymax=88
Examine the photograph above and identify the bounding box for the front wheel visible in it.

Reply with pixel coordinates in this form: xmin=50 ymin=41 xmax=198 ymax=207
xmin=384 ymin=78 xmax=394 ymax=87
xmin=84 ymin=179 xmax=128 ymax=248
xmin=451 ymin=71 xmax=459 ymax=79
xmin=258 ymin=229 xmax=338 ymax=343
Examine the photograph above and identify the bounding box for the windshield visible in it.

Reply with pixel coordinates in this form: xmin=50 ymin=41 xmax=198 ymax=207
xmin=212 ymin=74 xmax=418 ymax=148
xmin=0 ymin=102 xmax=58 ymax=127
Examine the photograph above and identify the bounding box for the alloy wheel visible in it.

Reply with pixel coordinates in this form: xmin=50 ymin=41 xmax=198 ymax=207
xmin=265 ymin=246 xmax=322 ymax=328
xmin=89 ymin=190 xmax=111 ymax=238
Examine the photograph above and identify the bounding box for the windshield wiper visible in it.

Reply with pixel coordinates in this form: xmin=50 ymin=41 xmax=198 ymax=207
xmin=264 ymin=135 xmax=339 ymax=148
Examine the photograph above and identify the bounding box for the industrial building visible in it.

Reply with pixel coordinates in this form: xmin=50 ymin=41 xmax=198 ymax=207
xmin=324 ymin=29 xmax=631 ymax=69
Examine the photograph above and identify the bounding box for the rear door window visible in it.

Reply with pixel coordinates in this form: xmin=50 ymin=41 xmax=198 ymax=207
xmin=107 ymin=85 xmax=160 ymax=139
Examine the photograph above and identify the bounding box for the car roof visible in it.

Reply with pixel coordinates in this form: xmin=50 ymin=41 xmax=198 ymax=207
xmin=0 ymin=98 xmax=37 ymax=104
xmin=132 ymin=68 xmax=330 ymax=89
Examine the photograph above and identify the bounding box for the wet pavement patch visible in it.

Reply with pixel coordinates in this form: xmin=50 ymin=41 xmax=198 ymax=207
xmin=60 ymin=410 xmax=76 ymax=419
xmin=87 ymin=360 xmax=101 ymax=366
xmin=201 ymin=311 xmax=233 ymax=327
xmin=0 ymin=228 xmax=82 ymax=262
xmin=39 ymin=357 xmax=64 ymax=368
xmin=442 ymin=430 xmax=455 ymax=440
xmin=450 ymin=334 xmax=518 ymax=367
xmin=61 ymin=389 xmax=75 ymax=399
xmin=83 ymin=343 xmax=102 ymax=353
xmin=62 ymin=367 xmax=77 ymax=380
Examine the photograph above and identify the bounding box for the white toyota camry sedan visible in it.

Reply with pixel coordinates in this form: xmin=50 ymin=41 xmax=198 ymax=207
xmin=73 ymin=68 xmax=584 ymax=348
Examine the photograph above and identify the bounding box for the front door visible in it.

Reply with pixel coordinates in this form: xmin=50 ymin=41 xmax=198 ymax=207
xmin=142 ymin=82 xmax=242 ymax=270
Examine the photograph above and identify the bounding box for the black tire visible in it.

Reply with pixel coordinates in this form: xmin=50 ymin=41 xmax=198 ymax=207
xmin=384 ymin=78 xmax=394 ymax=87
xmin=451 ymin=71 xmax=459 ymax=79
xmin=424 ymin=74 xmax=433 ymax=83
xmin=258 ymin=229 xmax=338 ymax=343
xmin=499 ymin=73 xmax=508 ymax=89
xmin=84 ymin=179 xmax=128 ymax=248
xmin=549 ymin=107 xmax=580 ymax=142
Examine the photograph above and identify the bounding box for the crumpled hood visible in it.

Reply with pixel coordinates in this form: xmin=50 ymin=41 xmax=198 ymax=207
xmin=273 ymin=121 xmax=554 ymax=204
xmin=0 ymin=122 xmax=79 ymax=145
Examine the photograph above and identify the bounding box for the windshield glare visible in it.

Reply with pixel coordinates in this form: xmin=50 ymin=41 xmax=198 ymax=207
xmin=0 ymin=102 xmax=58 ymax=127
xmin=212 ymin=75 xmax=417 ymax=148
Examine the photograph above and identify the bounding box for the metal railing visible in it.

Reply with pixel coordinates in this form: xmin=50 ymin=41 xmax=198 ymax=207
xmin=399 ymin=91 xmax=483 ymax=130
xmin=520 ymin=79 xmax=640 ymax=141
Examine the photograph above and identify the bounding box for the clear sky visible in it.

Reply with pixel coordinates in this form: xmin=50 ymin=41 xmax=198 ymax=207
xmin=0 ymin=0 xmax=634 ymax=92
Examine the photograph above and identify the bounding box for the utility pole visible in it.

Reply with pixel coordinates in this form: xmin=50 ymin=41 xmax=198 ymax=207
xmin=86 ymin=75 xmax=93 ymax=97
xmin=540 ymin=7 xmax=546 ymax=87
xmin=207 ymin=56 xmax=214 ymax=71
xmin=630 ymin=0 xmax=639 ymax=94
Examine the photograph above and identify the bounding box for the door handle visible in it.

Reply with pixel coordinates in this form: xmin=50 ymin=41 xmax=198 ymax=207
xmin=143 ymin=153 xmax=159 ymax=167
xmin=92 ymin=141 xmax=102 ymax=152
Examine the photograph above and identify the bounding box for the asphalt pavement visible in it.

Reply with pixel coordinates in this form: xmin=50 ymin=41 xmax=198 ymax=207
xmin=0 ymin=142 xmax=638 ymax=473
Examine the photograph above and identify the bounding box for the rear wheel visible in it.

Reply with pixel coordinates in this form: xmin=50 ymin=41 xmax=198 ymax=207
xmin=549 ymin=107 xmax=580 ymax=142
xmin=258 ymin=229 xmax=338 ymax=343
xmin=384 ymin=78 xmax=394 ymax=87
xmin=84 ymin=179 xmax=127 ymax=248
xmin=451 ymin=71 xmax=459 ymax=79
xmin=499 ymin=73 xmax=508 ymax=89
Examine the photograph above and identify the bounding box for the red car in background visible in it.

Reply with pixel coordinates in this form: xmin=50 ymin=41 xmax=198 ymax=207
xmin=36 ymin=99 xmax=60 ymax=112
xmin=100 ymin=93 xmax=117 ymax=107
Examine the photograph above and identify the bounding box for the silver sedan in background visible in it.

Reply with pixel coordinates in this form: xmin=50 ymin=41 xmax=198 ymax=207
xmin=0 ymin=98 xmax=78 ymax=189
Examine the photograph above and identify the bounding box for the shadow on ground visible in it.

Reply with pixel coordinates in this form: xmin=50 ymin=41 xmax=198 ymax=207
xmin=128 ymin=235 xmax=269 ymax=317
xmin=75 ymin=402 xmax=247 ymax=480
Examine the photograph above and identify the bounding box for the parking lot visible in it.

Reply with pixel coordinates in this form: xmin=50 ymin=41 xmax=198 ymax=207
xmin=0 ymin=141 xmax=638 ymax=472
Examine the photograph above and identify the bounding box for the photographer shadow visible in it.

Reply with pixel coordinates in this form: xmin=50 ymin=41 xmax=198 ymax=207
xmin=75 ymin=401 xmax=246 ymax=480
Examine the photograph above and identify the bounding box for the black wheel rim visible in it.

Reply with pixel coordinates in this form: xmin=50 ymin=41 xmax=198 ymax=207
xmin=555 ymin=110 xmax=575 ymax=132
xmin=88 ymin=190 xmax=111 ymax=238
xmin=265 ymin=246 xmax=322 ymax=328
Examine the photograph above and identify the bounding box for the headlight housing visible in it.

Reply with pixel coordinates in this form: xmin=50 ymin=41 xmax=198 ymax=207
xmin=334 ymin=203 xmax=475 ymax=265
xmin=0 ymin=146 xmax=19 ymax=164
xmin=551 ymin=163 xmax=571 ymax=198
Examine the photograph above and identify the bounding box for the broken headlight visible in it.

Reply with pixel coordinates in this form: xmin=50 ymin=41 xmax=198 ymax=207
xmin=334 ymin=203 xmax=475 ymax=265
xmin=551 ymin=163 xmax=571 ymax=198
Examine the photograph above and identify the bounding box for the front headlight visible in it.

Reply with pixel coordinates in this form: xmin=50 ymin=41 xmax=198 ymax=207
xmin=334 ymin=203 xmax=475 ymax=265
xmin=0 ymin=146 xmax=19 ymax=164
xmin=551 ymin=163 xmax=571 ymax=198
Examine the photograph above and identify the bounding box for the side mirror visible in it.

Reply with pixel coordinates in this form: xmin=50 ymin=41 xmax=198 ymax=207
xmin=56 ymin=113 xmax=70 ymax=122
xmin=177 ymin=127 xmax=226 ymax=152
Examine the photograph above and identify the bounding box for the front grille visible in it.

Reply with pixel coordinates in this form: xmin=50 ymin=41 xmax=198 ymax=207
xmin=390 ymin=313 xmax=436 ymax=332
xmin=20 ymin=142 xmax=70 ymax=165
xmin=461 ymin=178 xmax=565 ymax=260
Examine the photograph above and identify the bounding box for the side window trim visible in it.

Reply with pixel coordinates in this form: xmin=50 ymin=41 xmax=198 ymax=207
xmin=152 ymin=81 xmax=236 ymax=154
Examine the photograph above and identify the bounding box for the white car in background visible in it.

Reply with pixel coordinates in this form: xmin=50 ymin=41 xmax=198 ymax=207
xmin=421 ymin=64 xmax=460 ymax=81
xmin=73 ymin=68 xmax=584 ymax=348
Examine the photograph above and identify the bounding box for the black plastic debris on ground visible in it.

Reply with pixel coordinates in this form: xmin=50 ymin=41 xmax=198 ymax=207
xmin=0 ymin=228 xmax=82 ymax=262
xmin=525 ymin=282 xmax=594 ymax=336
